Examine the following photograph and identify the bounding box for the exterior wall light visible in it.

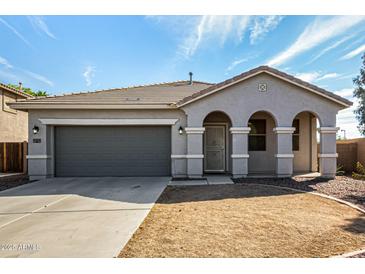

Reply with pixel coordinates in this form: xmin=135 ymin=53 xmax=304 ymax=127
xmin=32 ymin=125 xmax=40 ymax=135
xmin=178 ymin=126 xmax=184 ymax=135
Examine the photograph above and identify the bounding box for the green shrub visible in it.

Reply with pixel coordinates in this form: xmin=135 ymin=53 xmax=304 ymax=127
xmin=352 ymin=162 xmax=365 ymax=180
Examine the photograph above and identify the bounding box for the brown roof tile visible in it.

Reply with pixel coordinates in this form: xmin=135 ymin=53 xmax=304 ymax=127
xmin=0 ymin=83 xmax=34 ymax=99
xmin=20 ymin=80 xmax=213 ymax=105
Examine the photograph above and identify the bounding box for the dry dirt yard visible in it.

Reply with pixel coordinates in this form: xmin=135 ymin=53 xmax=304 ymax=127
xmin=119 ymin=183 xmax=365 ymax=258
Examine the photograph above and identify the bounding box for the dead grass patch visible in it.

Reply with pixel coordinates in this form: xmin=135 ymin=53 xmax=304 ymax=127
xmin=119 ymin=184 xmax=365 ymax=258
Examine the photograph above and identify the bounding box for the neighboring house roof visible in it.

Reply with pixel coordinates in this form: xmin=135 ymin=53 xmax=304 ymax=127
xmin=177 ymin=66 xmax=353 ymax=107
xmin=0 ymin=83 xmax=34 ymax=99
xmin=8 ymin=66 xmax=352 ymax=109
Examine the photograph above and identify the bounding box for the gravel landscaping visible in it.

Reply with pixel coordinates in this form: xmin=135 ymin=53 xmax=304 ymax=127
xmin=233 ymin=176 xmax=365 ymax=210
xmin=119 ymin=183 xmax=365 ymax=258
xmin=0 ymin=174 xmax=32 ymax=192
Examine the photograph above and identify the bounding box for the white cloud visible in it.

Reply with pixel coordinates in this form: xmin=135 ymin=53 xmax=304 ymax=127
xmin=334 ymin=88 xmax=354 ymax=99
xmin=0 ymin=17 xmax=32 ymax=47
xmin=180 ymin=16 xmax=209 ymax=58
xmin=0 ymin=56 xmax=13 ymax=69
xmin=24 ymin=70 xmax=54 ymax=86
xmin=316 ymin=73 xmax=341 ymax=81
xmin=150 ymin=16 xmax=283 ymax=59
xmin=226 ymin=57 xmax=250 ymax=72
xmin=83 ymin=66 xmax=96 ymax=87
xmin=338 ymin=73 xmax=356 ymax=80
xmin=237 ymin=16 xmax=251 ymax=42
xmin=226 ymin=53 xmax=259 ymax=72
xmin=177 ymin=15 xmax=283 ymax=58
xmin=293 ymin=70 xmax=343 ymax=83
xmin=28 ymin=16 xmax=56 ymax=39
xmin=295 ymin=72 xmax=321 ymax=82
xmin=267 ymin=16 xmax=365 ymax=67
xmin=337 ymin=98 xmax=362 ymax=139
xmin=308 ymin=35 xmax=354 ymax=64
xmin=249 ymin=16 xmax=283 ymax=44
xmin=341 ymin=44 xmax=365 ymax=60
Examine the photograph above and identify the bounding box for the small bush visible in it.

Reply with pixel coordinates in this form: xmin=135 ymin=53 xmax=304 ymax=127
xmin=352 ymin=162 xmax=365 ymax=180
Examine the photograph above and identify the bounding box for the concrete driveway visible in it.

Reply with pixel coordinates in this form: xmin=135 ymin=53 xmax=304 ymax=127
xmin=0 ymin=177 xmax=169 ymax=258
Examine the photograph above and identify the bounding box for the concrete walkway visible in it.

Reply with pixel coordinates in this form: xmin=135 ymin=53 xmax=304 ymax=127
xmin=169 ymin=175 xmax=233 ymax=186
xmin=0 ymin=177 xmax=169 ymax=258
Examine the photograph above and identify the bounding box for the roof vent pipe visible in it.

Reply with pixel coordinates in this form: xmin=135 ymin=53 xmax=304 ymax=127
xmin=19 ymin=82 xmax=23 ymax=92
xmin=189 ymin=72 xmax=193 ymax=85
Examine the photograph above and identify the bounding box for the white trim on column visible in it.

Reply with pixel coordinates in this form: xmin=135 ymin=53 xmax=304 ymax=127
xmin=229 ymin=127 xmax=251 ymax=134
xmin=273 ymin=127 xmax=296 ymax=134
xmin=26 ymin=155 xmax=51 ymax=159
xmin=172 ymin=154 xmax=205 ymax=159
xmin=172 ymin=154 xmax=204 ymax=159
xmin=171 ymin=155 xmax=187 ymax=159
xmin=38 ymin=118 xmax=178 ymax=125
xmin=231 ymin=154 xmax=249 ymax=159
xmin=186 ymin=154 xmax=204 ymax=159
xmin=318 ymin=127 xmax=340 ymax=133
xmin=318 ymin=153 xmax=338 ymax=158
xmin=185 ymin=127 xmax=205 ymax=134
xmin=275 ymin=154 xmax=294 ymax=158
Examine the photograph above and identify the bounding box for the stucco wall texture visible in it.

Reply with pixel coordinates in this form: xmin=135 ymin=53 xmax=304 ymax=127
xmin=25 ymin=73 xmax=343 ymax=179
xmin=0 ymin=89 xmax=28 ymax=142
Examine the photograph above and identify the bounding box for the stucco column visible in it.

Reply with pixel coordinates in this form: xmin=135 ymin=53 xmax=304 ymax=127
xmin=230 ymin=127 xmax=250 ymax=178
xmin=27 ymin=122 xmax=54 ymax=180
xmin=273 ymin=127 xmax=295 ymax=177
xmin=318 ymin=127 xmax=339 ymax=178
xmin=185 ymin=127 xmax=205 ymax=178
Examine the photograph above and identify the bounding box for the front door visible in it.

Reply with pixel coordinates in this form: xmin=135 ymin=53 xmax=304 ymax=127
xmin=204 ymin=125 xmax=226 ymax=172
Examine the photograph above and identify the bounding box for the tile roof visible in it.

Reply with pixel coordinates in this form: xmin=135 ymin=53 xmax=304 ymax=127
xmin=8 ymin=66 xmax=352 ymax=109
xmin=0 ymin=83 xmax=34 ymax=99
xmin=176 ymin=66 xmax=353 ymax=107
xmin=20 ymin=80 xmax=213 ymax=105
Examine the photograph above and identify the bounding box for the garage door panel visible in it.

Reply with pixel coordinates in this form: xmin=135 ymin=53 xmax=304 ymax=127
xmin=55 ymin=126 xmax=171 ymax=177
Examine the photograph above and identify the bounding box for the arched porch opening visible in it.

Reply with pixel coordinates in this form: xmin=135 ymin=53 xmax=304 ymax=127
xmin=247 ymin=111 xmax=277 ymax=175
xmin=203 ymin=111 xmax=232 ymax=174
xmin=291 ymin=111 xmax=321 ymax=175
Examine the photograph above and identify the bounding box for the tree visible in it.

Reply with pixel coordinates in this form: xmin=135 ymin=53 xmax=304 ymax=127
xmin=7 ymin=83 xmax=49 ymax=97
xmin=354 ymin=53 xmax=365 ymax=136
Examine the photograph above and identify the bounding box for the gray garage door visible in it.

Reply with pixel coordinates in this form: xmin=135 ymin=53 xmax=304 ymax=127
xmin=55 ymin=126 xmax=171 ymax=177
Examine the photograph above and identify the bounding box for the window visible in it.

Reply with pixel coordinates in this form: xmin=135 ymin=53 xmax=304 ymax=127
xmin=292 ymin=119 xmax=300 ymax=151
xmin=248 ymin=119 xmax=266 ymax=151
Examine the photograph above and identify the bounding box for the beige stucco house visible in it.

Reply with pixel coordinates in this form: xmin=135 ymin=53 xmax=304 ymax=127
xmin=0 ymin=83 xmax=33 ymax=142
xmin=9 ymin=66 xmax=352 ymax=180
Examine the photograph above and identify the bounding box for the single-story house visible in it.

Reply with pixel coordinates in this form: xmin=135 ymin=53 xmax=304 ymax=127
xmin=9 ymin=66 xmax=352 ymax=180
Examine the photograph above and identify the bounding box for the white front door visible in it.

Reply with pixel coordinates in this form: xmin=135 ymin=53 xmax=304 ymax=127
xmin=204 ymin=125 xmax=226 ymax=172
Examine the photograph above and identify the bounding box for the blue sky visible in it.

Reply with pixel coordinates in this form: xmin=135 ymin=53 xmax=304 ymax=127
xmin=0 ymin=15 xmax=365 ymax=138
